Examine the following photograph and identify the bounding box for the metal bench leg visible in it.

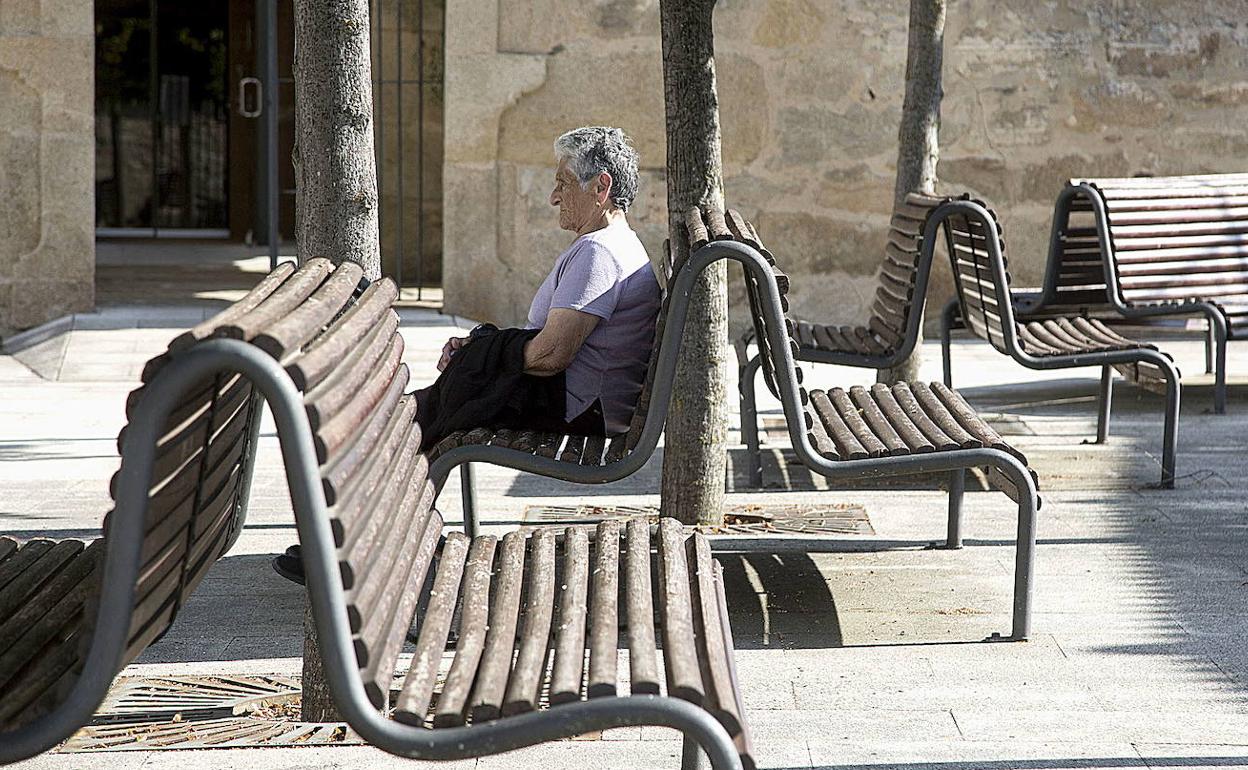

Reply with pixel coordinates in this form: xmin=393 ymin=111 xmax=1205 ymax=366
xmin=1213 ymin=321 xmax=1228 ymax=415
xmin=1094 ymin=365 xmax=1113 ymax=444
xmin=1009 ymin=486 xmax=1038 ymax=642
xmin=1158 ymin=356 xmax=1181 ymax=489
xmin=681 ymin=734 xmax=711 ymax=770
xmin=943 ymin=469 xmax=965 ymax=549
xmin=460 ymin=463 xmax=479 ymax=538
xmin=940 ymin=299 xmax=958 ymax=388
xmin=738 ymin=354 xmax=764 ymax=489
xmin=1205 ymin=322 xmax=1216 ymax=374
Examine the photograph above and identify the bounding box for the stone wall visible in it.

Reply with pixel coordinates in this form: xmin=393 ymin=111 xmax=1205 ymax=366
xmin=0 ymin=1 xmax=94 ymax=332
xmin=444 ymin=0 xmax=1248 ymax=337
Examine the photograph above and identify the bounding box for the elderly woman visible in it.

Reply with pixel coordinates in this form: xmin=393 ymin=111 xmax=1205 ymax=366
xmin=431 ymin=126 xmax=661 ymax=438
xmin=273 ymin=127 xmax=660 ymax=585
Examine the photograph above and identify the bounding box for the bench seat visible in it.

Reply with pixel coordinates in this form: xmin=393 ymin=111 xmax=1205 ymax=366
xmin=1017 ymin=317 xmax=1173 ymax=393
xmin=801 ymin=381 xmax=1039 ymax=503
xmin=390 ymin=519 xmax=753 ymax=767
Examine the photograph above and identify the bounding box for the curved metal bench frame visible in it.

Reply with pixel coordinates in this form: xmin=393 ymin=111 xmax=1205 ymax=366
xmin=935 ymin=198 xmax=1181 ymax=487
xmin=0 ymin=339 xmax=742 ymax=770
xmin=1019 ymin=182 xmax=1229 ymax=414
xmin=430 ymin=235 xmax=1040 ymax=643
xmin=736 ymin=232 xmax=938 ymax=490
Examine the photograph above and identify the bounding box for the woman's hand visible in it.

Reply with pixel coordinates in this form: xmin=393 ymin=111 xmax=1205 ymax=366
xmin=437 ymin=336 xmax=469 ymax=371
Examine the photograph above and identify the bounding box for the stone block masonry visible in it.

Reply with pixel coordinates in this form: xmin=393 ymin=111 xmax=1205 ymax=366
xmin=442 ymin=0 xmax=1248 ymax=338
xmin=0 ymin=5 xmax=95 ymax=332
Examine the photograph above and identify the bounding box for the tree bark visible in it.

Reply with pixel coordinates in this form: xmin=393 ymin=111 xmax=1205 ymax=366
xmin=878 ymin=0 xmax=946 ymax=385
xmin=659 ymin=0 xmax=728 ymax=527
xmin=293 ymin=0 xmax=380 ymax=720
xmin=300 ymin=601 xmax=340 ymax=722
xmin=293 ymin=0 xmax=381 ymax=280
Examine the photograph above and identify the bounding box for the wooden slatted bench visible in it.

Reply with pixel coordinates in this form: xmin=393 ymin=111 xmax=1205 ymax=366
xmin=936 ymin=194 xmax=1181 ymax=487
xmin=424 ymin=223 xmax=690 ymax=537
xmin=0 ymin=259 xmax=754 ymax=770
xmin=737 ymin=192 xmax=958 ymax=488
xmin=1021 ymin=173 xmax=1248 ymax=413
xmin=686 ymin=204 xmax=1041 ymax=641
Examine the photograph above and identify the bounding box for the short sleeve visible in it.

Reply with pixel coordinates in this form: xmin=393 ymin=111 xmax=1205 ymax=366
xmin=549 ymin=240 xmax=623 ymax=320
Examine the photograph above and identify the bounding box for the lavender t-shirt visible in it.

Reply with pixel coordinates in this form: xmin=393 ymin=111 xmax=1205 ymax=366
xmin=526 ymin=221 xmax=661 ymax=434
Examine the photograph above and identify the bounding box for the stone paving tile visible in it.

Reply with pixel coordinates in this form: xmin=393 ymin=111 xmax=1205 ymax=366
xmin=1133 ymin=744 xmax=1248 ymax=770
xmin=1 ymin=325 xmax=1246 ymax=769
xmin=806 ymin=740 xmax=1150 ymax=770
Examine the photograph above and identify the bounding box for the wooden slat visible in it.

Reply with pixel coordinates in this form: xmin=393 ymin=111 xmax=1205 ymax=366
xmin=623 ymin=518 xmax=660 ymax=695
xmin=304 ymin=322 xmax=403 ymax=431
xmin=805 ymin=403 xmax=839 ymax=460
xmin=686 ymin=535 xmax=742 ymax=737
xmin=287 ymin=281 xmax=400 ymax=391
xmin=393 ymin=532 xmax=470 ymax=726
xmin=252 ymin=261 xmax=364 ymax=359
xmin=587 ymin=520 xmax=622 ymax=698
xmin=0 ymin=541 xmax=99 ymax=693
xmin=559 ymin=435 xmax=586 ymax=465
xmin=432 ymin=535 xmax=497 ymax=727
xmin=549 ymin=526 xmax=590 ymax=705
xmin=868 ymin=383 xmax=934 ymax=453
xmin=358 ymin=500 xmax=442 ymax=709
xmin=0 ymin=540 xmax=84 ymax=619
xmin=166 ymin=262 xmax=295 ymax=353
xmin=343 ymin=449 xmax=428 ymax=601
xmin=321 ymin=393 xmax=416 ymax=508
xmin=580 ymin=434 xmax=606 ymax=466
xmin=313 ymin=350 xmax=408 ymax=464
xmin=828 ymin=388 xmax=888 ymax=457
xmin=656 ymin=518 xmax=703 ymax=704
xmin=340 ymin=434 xmax=424 ymax=589
xmin=889 ymin=383 xmax=960 ymax=451
xmin=809 ymin=390 xmax=869 ymax=460
xmin=685 ymin=207 xmax=710 ymax=252
xmin=469 ymin=530 xmax=527 ymax=722
xmin=846 ymin=386 xmax=908 ymax=455
xmin=502 ymin=528 xmax=557 ymax=715
xmin=330 ymin=417 xmax=420 ymax=548
xmin=215 ymin=259 xmax=335 ymax=342
xmin=929 ymin=382 xmax=1029 ymax=464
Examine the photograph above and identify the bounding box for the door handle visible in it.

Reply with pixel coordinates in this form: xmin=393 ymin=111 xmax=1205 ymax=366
xmin=239 ymin=77 xmax=262 ymax=118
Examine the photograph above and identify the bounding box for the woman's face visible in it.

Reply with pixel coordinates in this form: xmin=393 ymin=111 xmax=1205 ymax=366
xmin=550 ymin=159 xmax=601 ymax=233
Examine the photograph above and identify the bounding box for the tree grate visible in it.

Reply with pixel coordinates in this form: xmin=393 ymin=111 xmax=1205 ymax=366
xmin=522 ymin=502 xmax=874 ymax=537
xmin=60 ymin=675 xmax=361 ymax=752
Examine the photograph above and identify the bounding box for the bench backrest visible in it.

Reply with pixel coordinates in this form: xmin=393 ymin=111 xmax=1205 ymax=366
xmin=92 ymin=258 xmax=434 ymax=711
xmin=939 ymin=196 xmax=1019 ymax=356
xmin=868 ymin=192 xmax=950 ymax=354
xmin=1051 ymin=174 xmax=1248 ymax=317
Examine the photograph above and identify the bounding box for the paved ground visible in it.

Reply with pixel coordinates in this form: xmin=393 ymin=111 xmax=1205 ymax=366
xmin=3 ymin=295 xmax=1248 ymax=769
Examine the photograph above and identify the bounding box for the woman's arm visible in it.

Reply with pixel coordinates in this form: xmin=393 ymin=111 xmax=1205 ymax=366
xmin=523 ymin=308 xmax=600 ymax=376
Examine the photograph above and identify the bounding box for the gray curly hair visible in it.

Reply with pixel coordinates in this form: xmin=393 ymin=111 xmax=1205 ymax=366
xmin=553 ymin=126 xmax=640 ymax=212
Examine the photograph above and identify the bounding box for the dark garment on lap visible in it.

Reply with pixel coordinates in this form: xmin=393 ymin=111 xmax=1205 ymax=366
xmin=415 ymin=325 xmax=566 ymax=451
xmin=499 ymin=398 xmax=607 ymax=438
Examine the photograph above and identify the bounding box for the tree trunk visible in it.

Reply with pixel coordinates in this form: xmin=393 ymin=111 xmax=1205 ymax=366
xmin=300 ymin=601 xmax=340 ymax=722
xmin=293 ymin=0 xmax=380 ymax=720
xmin=659 ymin=0 xmax=728 ymax=527
xmin=293 ymin=0 xmax=381 ymax=280
xmin=878 ymin=0 xmax=946 ymax=385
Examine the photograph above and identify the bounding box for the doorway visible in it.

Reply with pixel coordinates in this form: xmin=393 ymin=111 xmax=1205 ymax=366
xmin=94 ymin=0 xmax=443 ymax=291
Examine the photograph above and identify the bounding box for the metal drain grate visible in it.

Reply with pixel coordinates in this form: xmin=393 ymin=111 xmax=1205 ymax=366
xmin=61 ymin=675 xmax=361 ymax=752
xmin=522 ymin=502 xmax=874 ymax=537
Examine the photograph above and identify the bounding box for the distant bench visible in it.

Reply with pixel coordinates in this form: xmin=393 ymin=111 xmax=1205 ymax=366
xmin=1018 ymin=173 xmax=1248 ymax=413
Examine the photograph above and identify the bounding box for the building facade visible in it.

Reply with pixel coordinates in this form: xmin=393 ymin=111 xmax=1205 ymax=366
xmin=442 ymin=0 xmax=1248 ymax=336
xmin=2 ymin=0 xmax=1246 ymax=337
